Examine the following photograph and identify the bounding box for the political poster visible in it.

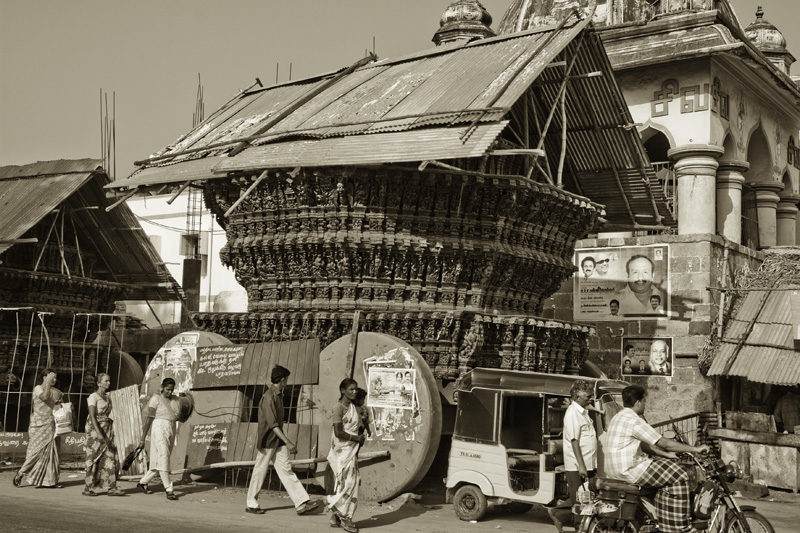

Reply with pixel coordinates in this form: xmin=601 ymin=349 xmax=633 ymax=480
xmin=621 ymin=337 xmax=674 ymax=377
xmin=574 ymin=245 xmax=670 ymax=321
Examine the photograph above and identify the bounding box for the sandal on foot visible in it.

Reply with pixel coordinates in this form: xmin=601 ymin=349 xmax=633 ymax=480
xmin=136 ymin=483 xmax=153 ymax=494
xmin=330 ymin=514 xmax=341 ymax=528
xmin=82 ymin=490 xmax=99 ymax=497
xmin=166 ymin=491 xmax=178 ymax=501
xmin=340 ymin=518 xmax=358 ymax=533
xmin=12 ymin=473 xmax=22 ymax=487
xmin=107 ymin=489 xmax=125 ymax=496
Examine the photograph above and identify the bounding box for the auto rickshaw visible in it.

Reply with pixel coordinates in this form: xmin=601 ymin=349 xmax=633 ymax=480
xmin=445 ymin=368 xmax=627 ymax=521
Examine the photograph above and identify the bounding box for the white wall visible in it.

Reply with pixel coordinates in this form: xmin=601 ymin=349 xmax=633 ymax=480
xmin=125 ymin=192 xmax=245 ymax=327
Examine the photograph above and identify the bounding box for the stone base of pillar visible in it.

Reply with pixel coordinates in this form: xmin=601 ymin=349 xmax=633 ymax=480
xmin=716 ymin=160 xmax=749 ymax=244
xmin=777 ymin=193 xmax=800 ymax=246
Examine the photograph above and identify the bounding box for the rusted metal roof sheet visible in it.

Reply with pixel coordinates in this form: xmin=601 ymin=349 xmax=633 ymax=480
xmin=0 ymin=160 xmax=180 ymax=301
xmin=0 ymin=159 xmax=98 ymax=256
xmin=108 ymin=18 xmax=672 ymax=227
xmin=709 ymin=288 xmax=800 ymax=384
xmin=215 ymin=123 xmax=509 ymax=173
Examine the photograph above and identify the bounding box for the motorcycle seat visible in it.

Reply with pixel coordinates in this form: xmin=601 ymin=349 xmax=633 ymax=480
xmin=596 ymin=478 xmax=641 ymax=495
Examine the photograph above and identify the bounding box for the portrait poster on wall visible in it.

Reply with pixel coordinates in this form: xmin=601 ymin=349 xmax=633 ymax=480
xmin=574 ymin=244 xmax=670 ymax=321
xmin=621 ymin=337 xmax=674 ymax=377
xmin=367 ymin=366 xmax=416 ymax=410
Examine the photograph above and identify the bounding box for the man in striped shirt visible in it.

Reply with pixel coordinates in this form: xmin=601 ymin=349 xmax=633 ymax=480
xmin=605 ymin=385 xmax=709 ymax=533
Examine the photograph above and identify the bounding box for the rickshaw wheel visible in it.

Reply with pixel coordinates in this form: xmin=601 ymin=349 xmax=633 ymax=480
xmin=506 ymin=501 xmax=533 ymax=514
xmin=453 ymin=484 xmax=488 ymax=521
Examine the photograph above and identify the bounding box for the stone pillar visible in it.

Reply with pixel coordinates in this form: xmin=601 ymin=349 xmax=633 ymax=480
xmin=747 ymin=182 xmax=784 ymax=248
xmin=668 ymin=144 xmax=724 ymax=235
xmin=715 ymin=160 xmax=749 ymax=244
xmin=776 ymin=192 xmax=800 ymax=246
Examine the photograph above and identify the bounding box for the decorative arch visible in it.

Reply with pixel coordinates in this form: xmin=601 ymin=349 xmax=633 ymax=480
xmin=781 ymin=170 xmax=796 ymax=195
xmin=721 ymin=132 xmax=737 ymax=162
xmin=744 ymin=124 xmax=773 ymax=183
xmin=639 ymin=122 xmax=676 ymax=150
xmin=640 ymin=125 xmax=673 ymax=164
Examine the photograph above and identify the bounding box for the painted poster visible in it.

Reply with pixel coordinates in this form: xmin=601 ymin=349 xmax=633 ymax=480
xmin=574 ymin=245 xmax=670 ymax=321
xmin=367 ymin=367 xmax=416 ymax=410
xmin=621 ymin=337 xmax=674 ymax=377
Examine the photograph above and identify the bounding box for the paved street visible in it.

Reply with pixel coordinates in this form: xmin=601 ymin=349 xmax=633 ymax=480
xmin=0 ymin=470 xmax=797 ymax=533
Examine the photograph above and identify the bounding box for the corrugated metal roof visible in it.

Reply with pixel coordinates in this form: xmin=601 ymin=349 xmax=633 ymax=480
xmin=709 ymin=286 xmax=800 ymax=384
xmin=216 ymin=123 xmax=509 ymax=173
xmin=108 ymin=18 xmax=672 ymax=227
xmin=0 ymin=160 xmax=96 ymax=256
xmin=0 ymin=160 xmax=180 ymax=301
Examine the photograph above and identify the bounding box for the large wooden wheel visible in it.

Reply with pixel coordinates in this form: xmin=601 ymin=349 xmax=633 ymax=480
xmin=317 ymin=332 xmax=442 ymax=502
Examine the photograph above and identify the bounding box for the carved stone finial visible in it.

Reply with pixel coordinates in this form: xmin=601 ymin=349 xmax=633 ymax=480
xmin=432 ymin=0 xmax=495 ymax=46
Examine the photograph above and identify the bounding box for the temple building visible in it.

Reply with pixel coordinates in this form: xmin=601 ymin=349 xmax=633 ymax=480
xmin=498 ymin=0 xmax=800 ymax=422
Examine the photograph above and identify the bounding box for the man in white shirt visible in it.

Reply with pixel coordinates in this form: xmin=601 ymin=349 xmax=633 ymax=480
xmin=605 ymin=385 xmax=708 ymax=533
xmin=547 ymin=380 xmax=598 ymax=533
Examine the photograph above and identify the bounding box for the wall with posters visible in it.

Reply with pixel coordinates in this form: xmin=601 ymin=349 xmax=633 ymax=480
xmin=544 ymin=234 xmax=763 ymax=422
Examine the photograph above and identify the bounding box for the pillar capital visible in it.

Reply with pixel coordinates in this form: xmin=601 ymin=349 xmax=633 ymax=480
xmin=717 ymin=159 xmax=750 ymax=174
xmin=668 ymin=144 xmax=725 ymax=173
xmin=716 ymin=160 xmax=749 ymax=191
xmin=668 ymin=145 xmax=723 ymax=236
xmin=777 ymin=193 xmax=800 ymax=217
xmin=747 ymin=181 xmax=784 ymax=205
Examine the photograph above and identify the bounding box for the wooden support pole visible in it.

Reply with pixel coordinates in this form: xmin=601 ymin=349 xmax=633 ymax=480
xmin=557 ymin=81 xmax=567 ymax=187
xmin=105 ymin=188 xmax=139 ymax=212
xmin=345 ymin=310 xmax=361 ymax=379
xmin=166 ymin=180 xmax=194 ymax=205
xmin=224 ymin=170 xmax=268 ymax=217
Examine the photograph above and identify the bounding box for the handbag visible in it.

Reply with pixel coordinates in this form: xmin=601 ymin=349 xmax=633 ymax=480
xmin=122 ymin=446 xmax=143 ymax=471
xmin=53 ymin=402 xmax=74 ymax=435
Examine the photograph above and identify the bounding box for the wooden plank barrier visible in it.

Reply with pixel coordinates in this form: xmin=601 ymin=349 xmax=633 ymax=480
xmin=109 ymin=384 xmax=146 ymax=475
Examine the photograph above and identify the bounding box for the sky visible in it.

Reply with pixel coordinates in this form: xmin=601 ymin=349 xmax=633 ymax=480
xmin=1 ymin=0 xmax=797 ymax=180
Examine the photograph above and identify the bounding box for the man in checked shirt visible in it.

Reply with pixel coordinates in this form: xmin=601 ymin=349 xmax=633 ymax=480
xmin=605 ymin=385 xmax=709 ymax=533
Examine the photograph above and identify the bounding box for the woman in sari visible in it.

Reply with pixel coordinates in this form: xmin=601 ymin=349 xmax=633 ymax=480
xmin=137 ymin=377 xmax=180 ymax=500
xmin=326 ymin=378 xmax=365 ymax=533
xmin=83 ymin=373 xmax=123 ymax=496
xmin=13 ymin=368 xmax=63 ymax=488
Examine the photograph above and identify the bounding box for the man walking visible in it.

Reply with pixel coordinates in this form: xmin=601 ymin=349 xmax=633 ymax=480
xmin=246 ymin=365 xmax=318 ymax=515
xmin=548 ymin=380 xmax=598 ymax=533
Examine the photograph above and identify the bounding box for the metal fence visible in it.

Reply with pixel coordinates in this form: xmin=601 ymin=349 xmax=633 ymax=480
xmin=651 ymin=411 xmax=720 ymax=449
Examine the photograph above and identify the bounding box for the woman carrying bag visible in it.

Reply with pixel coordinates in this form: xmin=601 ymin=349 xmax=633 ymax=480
xmin=83 ymin=373 xmax=123 ymax=496
xmin=13 ymin=368 xmax=63 ymax=488
xmin=136 ymin=377 xmax=180 ymax=500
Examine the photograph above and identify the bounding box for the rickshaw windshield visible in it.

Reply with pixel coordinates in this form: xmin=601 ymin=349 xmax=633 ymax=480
xmin=453 ymin=388 xmax=497 ymax=444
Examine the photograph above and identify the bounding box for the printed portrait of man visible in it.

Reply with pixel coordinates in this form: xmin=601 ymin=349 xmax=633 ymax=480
xmin=581 ymin=256 xmax=596 ymax=279
xmin=609 ymin=299 xmax=620 ymax=316
xmin=594 ymin=256 xmax=611 ymax=276
xmin=615 ymin=254 xmax=665 ymax=315
xmin=647 ymin=339 xmax=672 ymax=376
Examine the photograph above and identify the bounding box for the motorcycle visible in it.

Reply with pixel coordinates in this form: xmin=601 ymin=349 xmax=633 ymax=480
xmin=574 ymin=450 xmax=775 ymax=533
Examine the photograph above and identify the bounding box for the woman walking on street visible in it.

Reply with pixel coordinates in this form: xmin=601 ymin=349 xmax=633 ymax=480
xmin=137 ymin=377 xmax=180 ymax=500
xmin=83 ymin=373 xmax=123 ymax=496
xmin=13 ymin=368 xmax=63 ymax=488
xmin=326 ymin=378 xmax=365 ymax=533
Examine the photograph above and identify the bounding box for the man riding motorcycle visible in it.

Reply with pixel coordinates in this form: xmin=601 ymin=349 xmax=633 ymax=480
xmin=605 ymin=385 xmax=710 ymax=533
